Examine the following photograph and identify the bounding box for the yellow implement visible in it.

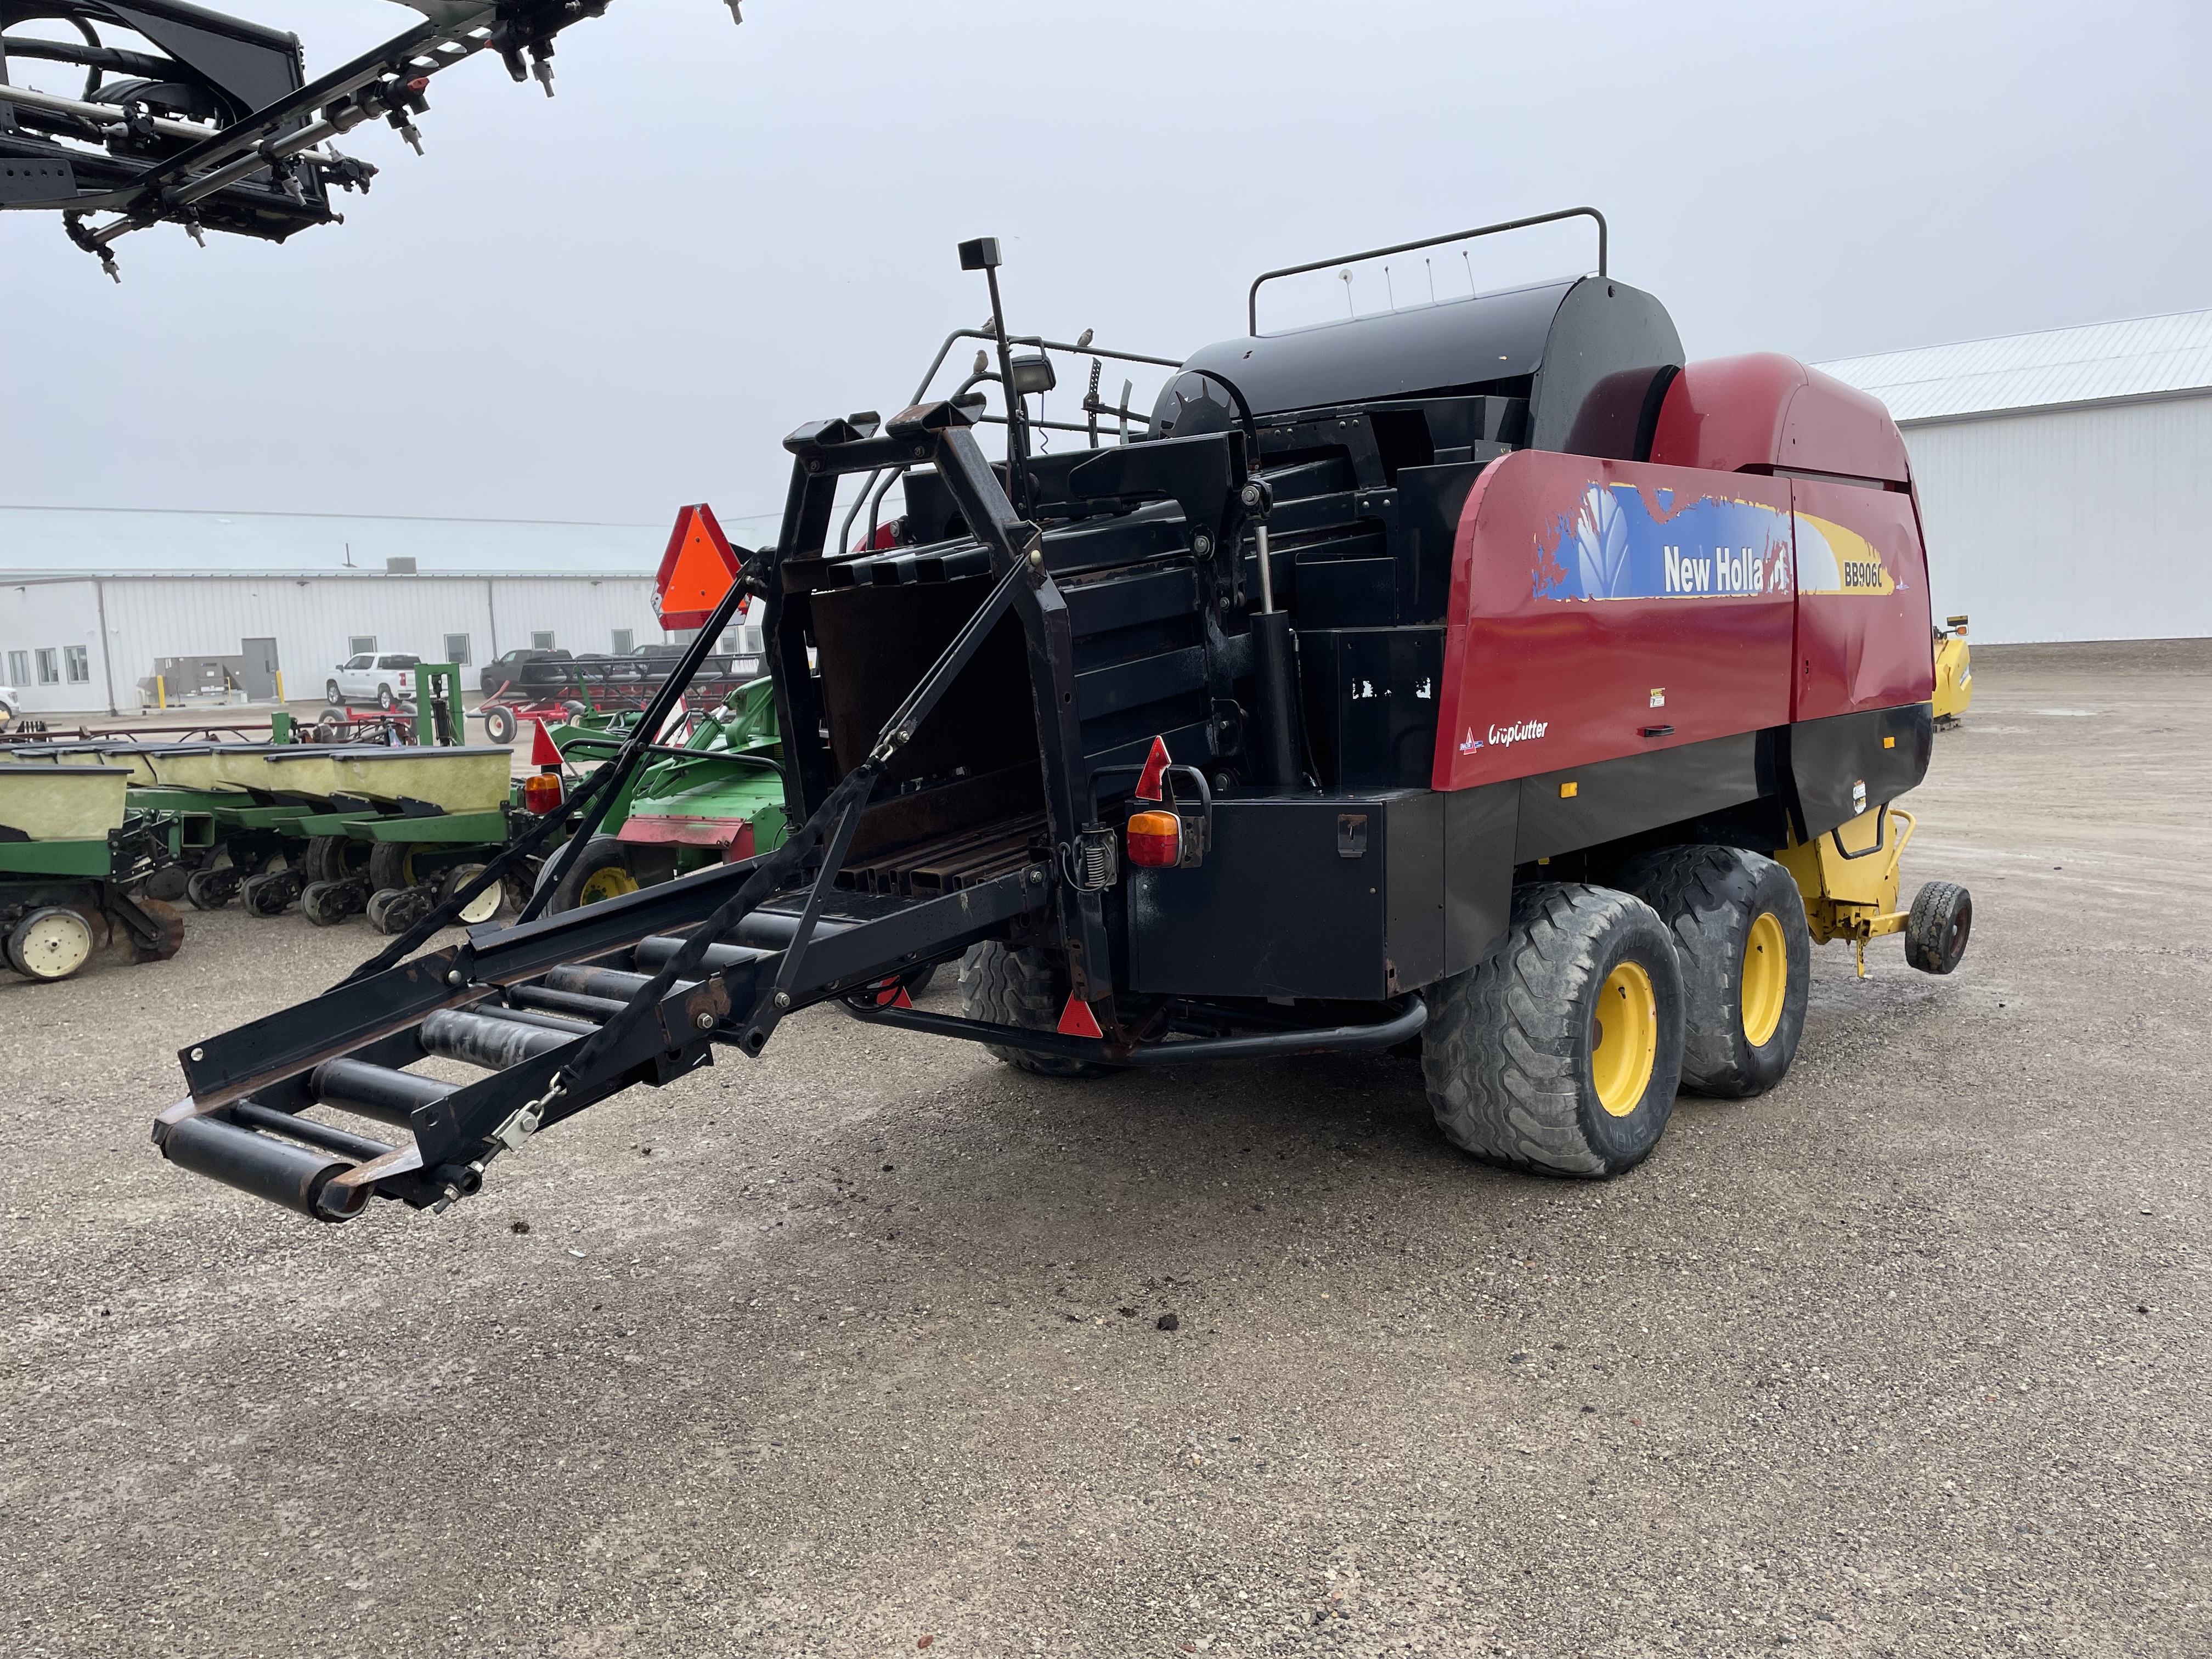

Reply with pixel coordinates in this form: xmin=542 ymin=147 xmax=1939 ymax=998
xmin=0 ymin=762 xmax=133 ymax=840
xmin=75 ymin=745 xmax=164 ymax=787
xmin=207 ymin=746 xmax=305 ymax=794
xmin=1933 ymin=615 xmax=1972 ymax=727
xmin=1775 ymin=804 xmax=1918 ymax=979
xmin=323 ymin=746 xmax=512 ymax=812
xmin=142 ymin=746 xmax=253 ymax=793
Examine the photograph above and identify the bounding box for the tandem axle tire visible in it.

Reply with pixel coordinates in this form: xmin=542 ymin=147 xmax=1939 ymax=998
xmin=1905 ymin=881 xmax=1972 ymax=975
xmin=960 ymin=941 xmax=1111 ymax=1080
xmin=1421 ymin=883 xmax=1685 ymax=1178
xmin=1615 ymin=844 xmax=1810 ymax=1098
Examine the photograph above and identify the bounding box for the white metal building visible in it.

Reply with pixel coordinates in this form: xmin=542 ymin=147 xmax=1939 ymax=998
xmin=0 ymin=504 xmax=780 ymax=715
xmin=1816 ymin=310 xmax=2212 ymax=644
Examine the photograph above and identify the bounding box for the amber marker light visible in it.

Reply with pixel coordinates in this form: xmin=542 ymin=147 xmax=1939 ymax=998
xmin=1126 ymin=810 xmax=1181 ymax=868
xmin=522 ymin=772 xmax=565 ymax=815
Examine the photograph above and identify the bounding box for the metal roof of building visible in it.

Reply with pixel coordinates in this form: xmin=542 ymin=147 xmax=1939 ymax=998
xmin=0 ymin=504 xmax=786 ymax=579
xmin=1815 ymin=309 xmax=2212 ymax=424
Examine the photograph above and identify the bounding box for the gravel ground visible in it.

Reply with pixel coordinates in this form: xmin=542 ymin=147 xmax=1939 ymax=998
xmin=3 ymin=641 xmax=2206 ymax=1658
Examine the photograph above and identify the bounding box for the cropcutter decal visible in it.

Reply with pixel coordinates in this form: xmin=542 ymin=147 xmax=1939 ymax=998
xmin=1531 ymin=483 xmax=1792 ymax=602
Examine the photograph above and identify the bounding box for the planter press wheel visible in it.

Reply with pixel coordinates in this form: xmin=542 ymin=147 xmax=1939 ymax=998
xmin=364 ymin=888 xmax=402 ymax=935
xmin=300 ymin=881 xmax=357 ymax=928
xmin=185 ymin=862 xmax=239 ymax=911
xmin=7 ymin=907 xmax=95 ymax=982
xmin=241 ymin=870 xmax=299 ymax=917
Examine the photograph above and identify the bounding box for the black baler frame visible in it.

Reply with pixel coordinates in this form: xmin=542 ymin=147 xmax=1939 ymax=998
xmin=151 ymin=398 xmax=1425 ymax=1224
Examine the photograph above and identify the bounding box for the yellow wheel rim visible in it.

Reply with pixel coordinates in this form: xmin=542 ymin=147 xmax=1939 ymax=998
xmin=1740 ymin=910 xmax=1787 ymax=1048
xmin=577 ymin=866 xmax=640 ymax=906
xmin=1591 ymin=960 xmax=1658 ymax=1117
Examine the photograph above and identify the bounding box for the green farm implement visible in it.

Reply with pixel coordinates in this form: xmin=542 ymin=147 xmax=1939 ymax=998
xmin=535 ymin=678 xmax=791 ymax=911
xmin=0 ymin=760 xmax=185 ymax=981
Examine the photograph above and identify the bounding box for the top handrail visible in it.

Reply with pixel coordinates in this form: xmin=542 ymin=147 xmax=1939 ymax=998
xmin=1246 ymin=207 xmax=1608 ymax=336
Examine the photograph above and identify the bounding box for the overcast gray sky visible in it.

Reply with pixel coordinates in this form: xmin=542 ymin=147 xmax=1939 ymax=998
xmin=3 ymin=0 xmax=2205 ymax=528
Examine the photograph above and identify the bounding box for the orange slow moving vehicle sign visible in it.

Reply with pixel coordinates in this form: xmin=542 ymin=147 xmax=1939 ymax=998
xmin=653 ymin=503 xmax=743 ymax=630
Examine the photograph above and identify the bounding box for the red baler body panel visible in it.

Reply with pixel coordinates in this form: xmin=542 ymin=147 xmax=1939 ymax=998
xmin=1790 ymin=477 xmax=1936 ymax=720
xmin=1647 ymin=352 xmax=1912 ymax=484
xmin=1432 ymin=356 xmax=1934 ymax=790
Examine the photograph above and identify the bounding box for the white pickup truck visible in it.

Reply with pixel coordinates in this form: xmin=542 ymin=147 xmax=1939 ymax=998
xmin=325 ymin=653 xmax=420 ymax=709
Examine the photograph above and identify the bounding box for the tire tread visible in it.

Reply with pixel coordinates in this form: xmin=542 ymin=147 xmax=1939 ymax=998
xmin=960 ymin=942 xmax=1108 ymax=1079
xmin=1613 ymin=843 xmax=1810 ymax=1097
xmin=1422 ymin=883 xmax=1678 ymax=1177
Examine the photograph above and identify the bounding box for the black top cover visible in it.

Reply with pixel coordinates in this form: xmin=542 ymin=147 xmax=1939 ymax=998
xmin=1163 ymin=275 xmax=1684 ymax=462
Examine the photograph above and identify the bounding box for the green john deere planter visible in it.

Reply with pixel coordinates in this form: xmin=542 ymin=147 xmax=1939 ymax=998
xmin=0 ymin=761 xmax=185 ymax=981
xmin=537 ymin=678 xmax=791 ymax=912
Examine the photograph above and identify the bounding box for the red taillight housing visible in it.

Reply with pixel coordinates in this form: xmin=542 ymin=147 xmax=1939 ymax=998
xmin=1126 ymin=809 xmax=1180 ymax=868
xmin=522 ymin=772 xmax=564 ymax=815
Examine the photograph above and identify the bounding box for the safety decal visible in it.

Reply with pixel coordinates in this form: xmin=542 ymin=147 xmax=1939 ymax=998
xmin=1530 ymin=483 xmax=1792 ymax=602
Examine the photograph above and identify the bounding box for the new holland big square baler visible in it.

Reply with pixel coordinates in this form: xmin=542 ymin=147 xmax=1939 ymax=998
xmin=149 ymin=211 xmax=1972 ymax=1221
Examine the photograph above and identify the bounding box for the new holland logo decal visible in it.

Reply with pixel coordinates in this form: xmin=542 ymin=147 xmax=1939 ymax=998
xmin=1527 ymin=484 xmax=1901 ymax=602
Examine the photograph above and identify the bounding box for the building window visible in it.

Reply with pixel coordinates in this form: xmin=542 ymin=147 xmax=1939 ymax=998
xmin=64 ymin=645 xmax=90 ymax=684
xmin=348 ymin=635 xmax=377 ymax=656
xmin=443 ymin=634 xmax=471 ymax=666
xmin=531 ymin=631 xmax=555 ymax=650
xmin=611 ymin=629 xmax=634 ymax=656
xmin=35 ymin=648 xmax=59 ymax=685
xmin=5 ymin=650 xmax=26 ymax=685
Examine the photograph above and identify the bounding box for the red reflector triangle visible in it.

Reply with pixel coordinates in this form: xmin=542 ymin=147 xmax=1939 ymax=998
xmin=1134 ymin=735 xmax=1171 ymax=801
xmin=1057 ymin=994 xmax=1103 ymax=1039
xmin=874 ymin=984 xmax=913 ymax=1008
xmin=654 ymin=503 xmax=742 ymax=630
xmin=529 ymin=718 xmax=562 ymax=768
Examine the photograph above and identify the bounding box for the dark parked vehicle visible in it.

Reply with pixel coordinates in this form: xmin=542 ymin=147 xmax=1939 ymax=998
xmin=479 ymin=648 xmax=571 ymax=696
